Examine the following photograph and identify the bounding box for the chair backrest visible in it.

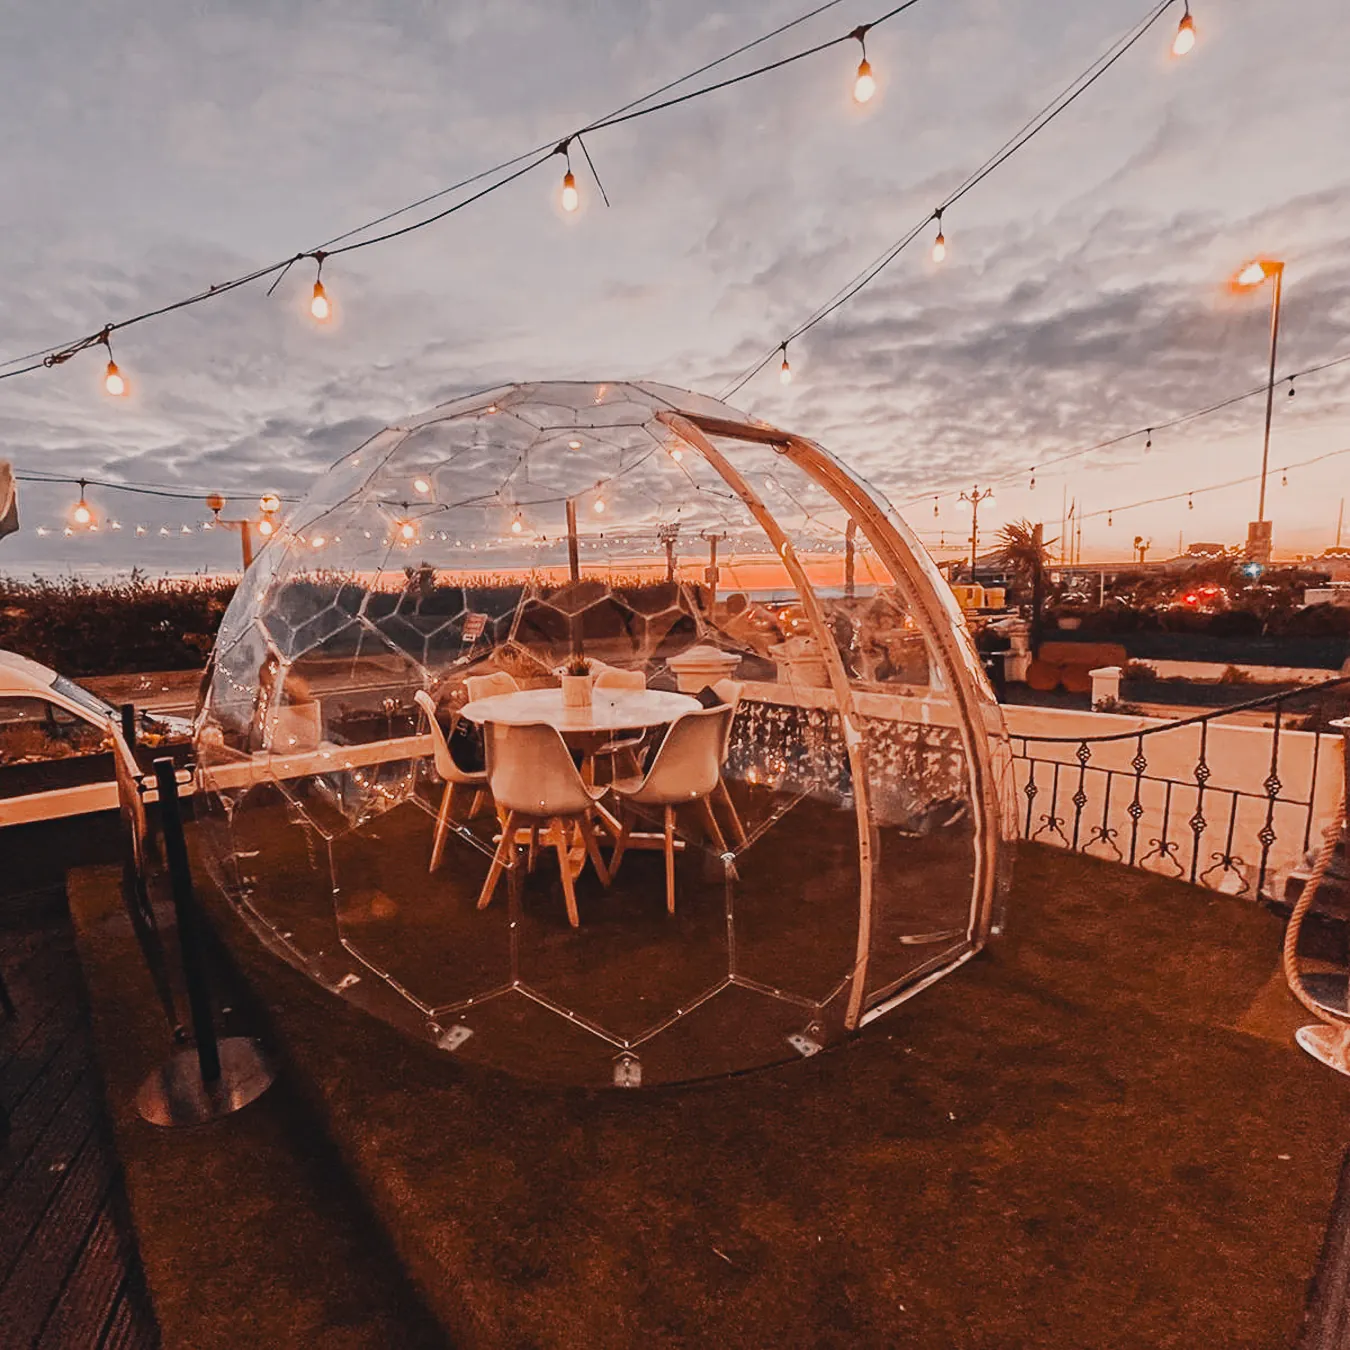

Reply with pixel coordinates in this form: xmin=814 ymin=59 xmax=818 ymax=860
xmin=413 ymin=690 xmax=456 ymax=781
xmin=485 ymin=721 xmax=595 ymax=817
xmin=466 ymin=671 xmax=520 ymax=703
xmin=594 ymin=665 xmax=646 ymax=691
xmin=269 ymin=700 xmax=322 ymax=752
xmin=712 ymin=678 xmax=743 ymax=756
xmin=631 ymin=705 xmax=732 ymax=805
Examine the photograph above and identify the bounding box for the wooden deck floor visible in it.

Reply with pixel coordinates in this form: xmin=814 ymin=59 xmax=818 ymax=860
xmin=1 ymin=887 xmax=160 ymax=1350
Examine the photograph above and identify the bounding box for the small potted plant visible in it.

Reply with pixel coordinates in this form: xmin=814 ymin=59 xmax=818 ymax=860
xmin=560 ymin=656 xmax=593 ymax=709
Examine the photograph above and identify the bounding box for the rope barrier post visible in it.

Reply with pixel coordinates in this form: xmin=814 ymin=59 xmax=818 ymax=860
xmin=120 ymin=702 xmax=137 ymax=750
xmin=136 ymin=757 xmax=276 ymax=1126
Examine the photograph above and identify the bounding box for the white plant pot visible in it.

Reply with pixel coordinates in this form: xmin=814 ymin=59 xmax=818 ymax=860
xmin=561 ymin=673 xmax=593 ymax=709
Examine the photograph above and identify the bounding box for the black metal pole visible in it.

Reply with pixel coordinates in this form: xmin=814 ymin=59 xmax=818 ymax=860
xmin=120 ymin=702 xmax=137 ymax=749
xmin=152 ymin=758 xmax=221 ymax=1086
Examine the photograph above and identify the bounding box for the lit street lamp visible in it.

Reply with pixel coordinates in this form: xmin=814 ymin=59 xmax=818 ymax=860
xmin=957 ymin=485 xmax=995 ymax=578
xmin=1231 ymin=258 xmax=1285 ymax=562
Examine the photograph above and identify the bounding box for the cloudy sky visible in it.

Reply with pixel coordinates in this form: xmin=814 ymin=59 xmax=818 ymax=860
xmin=1 ymin=0 xmax=1347 ymax=573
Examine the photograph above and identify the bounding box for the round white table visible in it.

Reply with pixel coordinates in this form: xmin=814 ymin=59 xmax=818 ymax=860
xmin=460 ymin=686 xmax=699 ymax=734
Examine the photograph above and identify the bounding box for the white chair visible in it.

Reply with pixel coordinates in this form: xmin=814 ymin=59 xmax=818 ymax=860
xmin=608 ymin=704 xmax=734 ymax=913
xmin=591 ymin=664 xmax=647 ymax=777
xmin=710 ymin=679 xmax=748 ymax=847
xmin=466 ymin=671 xmax=520 ymax=703
xmin=592 ymin=664 xmax=645 ymax=691
xmin=268 ymin=700 xmax=322 ymax=753
xmin=478 ymin=721 xmax=611 ymax=928
xmin=413 ymin=690 xmax=490 ymax=873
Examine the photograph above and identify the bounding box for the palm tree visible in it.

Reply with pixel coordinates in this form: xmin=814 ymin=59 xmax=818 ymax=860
xmin=996 ymin=520 xmax=1056 ymax=647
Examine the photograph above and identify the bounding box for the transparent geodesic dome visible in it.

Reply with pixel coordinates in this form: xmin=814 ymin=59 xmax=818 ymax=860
xmin=194 ymin=381 xmax=1015 ymax=1086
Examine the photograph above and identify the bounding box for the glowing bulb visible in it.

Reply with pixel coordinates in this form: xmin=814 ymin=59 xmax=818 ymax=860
xmin=72 ymin=500 xmax=92 ymax=527
xmin=311 ymin=534 xmax=326 ymax=548
xmin=561 ymin=170 xmax=579 ymax=213
xmin=310 ymin=281 xmax=331 ymax=322
xmin=568 ymin=439 xmax=581 ymax=451
xmin=932 ymin=230 xmax=946 ymax=263
xmin=398 ymin=520 xmax=417 ymax=542
xmin=1172 ymin=11 xmax=1195 ymax=56
xmin=853 ymin=58 xmax=875 ymax=104
xmin=258 ymin=518 xmax=275 ymax=537
xmin=110 ymin=520 xmax=121 ymax=530
xmin=135 ymin=525 xmax=147 ymax=536
xmin=1236 ymin=261 xmax=1266 ymax=287
xmin=413 ymin=478 xmax=430 ymax=494
xmin=670 ymin=447 xmax=684 ymax=462
xmin=511 ymin=515 xmax=523 ymax=534
xmin=779 ymin=352 xmax=792 ymax=385
xmin=259 ymin=491 xmax=281 ymax=514
xmin=181 ymin=524 xmax=192 ymax=534
xmin=159 ymin=526 xmax=170 ymax=536
xmin=593 ymin=497 xmax=606 ymax=514
xmin=103 ymin=361 xmax=126 ymax=397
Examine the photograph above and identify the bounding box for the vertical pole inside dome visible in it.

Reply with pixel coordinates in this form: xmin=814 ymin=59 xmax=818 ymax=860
xmin=565 ymin=497 xmax=582 ymax=660
xmin=845 ymin=519 xmax=857 ymax=598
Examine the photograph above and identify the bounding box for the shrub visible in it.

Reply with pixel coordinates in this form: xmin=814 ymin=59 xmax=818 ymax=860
xmin=0 ymin=572 xmax=235 ymax=675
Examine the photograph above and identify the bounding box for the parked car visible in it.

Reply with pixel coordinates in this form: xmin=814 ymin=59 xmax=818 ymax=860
xmin=0 ymin=649 xmax=191 ymax=822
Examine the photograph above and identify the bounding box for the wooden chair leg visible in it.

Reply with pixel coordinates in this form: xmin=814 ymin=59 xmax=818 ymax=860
xmin=528 ymin=823 xmax=540 ymax=873
xmin=477 ymin=810 xmax=517 ymax=910
xmin=578 ymin=811 xmax=610 ymax=887
xmin=468 ymin=788 xmax=487 ymax=819
xmin=609 ymin=805 xmax=632 ymax=877
xmin=552 ymin=819 xmax=580 ymax=928
xmin=697 ymin=795 xmax=728 ymax=854
xmin=429 ymin=782 xmax=455 ymax=873
xmin=714 ymin=777 xmax=748 ymax=846
xmin=663 ymin=805 xmax=676 ymax=914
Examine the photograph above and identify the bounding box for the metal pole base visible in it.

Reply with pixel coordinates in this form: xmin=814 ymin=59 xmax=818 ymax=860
xmin=1296 ymin=1024 xmax=1350 ymax=1079
xmin=136 ymin=1037 xmax=276 ymax=1127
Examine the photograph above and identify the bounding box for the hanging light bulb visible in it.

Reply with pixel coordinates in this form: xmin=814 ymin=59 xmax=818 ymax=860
xmin=1288 ymin=378 xmax=1296 ymax=398
xmin=110 ymin=520 xmax=121 ymax=531
xmin=1281 ymin=471 xmax=1288 ymax=487
xmin=397 ymin=520 xmax=417 ymax=543
xmin=135 ymin=525 xmax=147 ymax=536
xmin=779 ymin=344 xmax=792 ymax=385
xmin=931 ymin=210 xmax=947 ymax=263
xmin=933 ymin=497 xmax=940 ymax=517
xmin=567 ymin=439 xmax=582 ymax=451
xmin=311 ymin=534 xmax=326 ymax=549
xmin=1107 ymin=511 xmax=1113 ymax=527
xmin=70 ymin=479 xmax=94 ymax=528
xmin=851 ymin=27 xmax=876 ymax=103
xmin=593 ymin=495 xmax=606 ymax=514
xmin=669 ymin=446 xmax=684 ymax=463
xmin=413 ymin=478 xmax=430 ymax=495
xmin=97 ymin=329 xmax=128 ymax=397
xmin=510 ymin=514 xmax=524 ymax=535
xmin=308 ymin=253 xmax=332 ymax=322
xmin=1172 ymin=3 xmax=1196 ymax=56
xmin=1029 ymin=468 xmax=1037 ymax=490
xmin=1145 ymin=429 xmax=1153 ymax=451
xmin=259 ymin=491 xmax=281 ymax=514
xmin=258 ymin=517 xmax=275 ymax=537
xmin=1187 ymin=494 xmax=1194 ymax=511
xmin=561 ymin=169 xmax=579 ymax=212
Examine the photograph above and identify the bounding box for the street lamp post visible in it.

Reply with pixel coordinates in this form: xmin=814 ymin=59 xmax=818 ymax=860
xmin=1232 ymin=258 xmax=1285 ymax=563
xmin=207 ymin=492 xmax=280 ymax=571
xmin=957 ymin=485 xmax=995 ymax=579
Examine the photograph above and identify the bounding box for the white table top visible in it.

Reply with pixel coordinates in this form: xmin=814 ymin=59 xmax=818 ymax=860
xmin=461 ymin=686 xmax=699 ymax=734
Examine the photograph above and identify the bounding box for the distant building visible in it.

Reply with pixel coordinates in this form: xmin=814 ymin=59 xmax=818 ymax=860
xmin=1302 ymin=582 xmax=1350 ymax=608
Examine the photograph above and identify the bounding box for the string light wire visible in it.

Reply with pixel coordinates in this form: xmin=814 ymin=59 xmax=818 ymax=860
xmin=0 ymin=0 xmax=915 ymax=385
xmin=720 ymin=0 xmax=1179 ymax=397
